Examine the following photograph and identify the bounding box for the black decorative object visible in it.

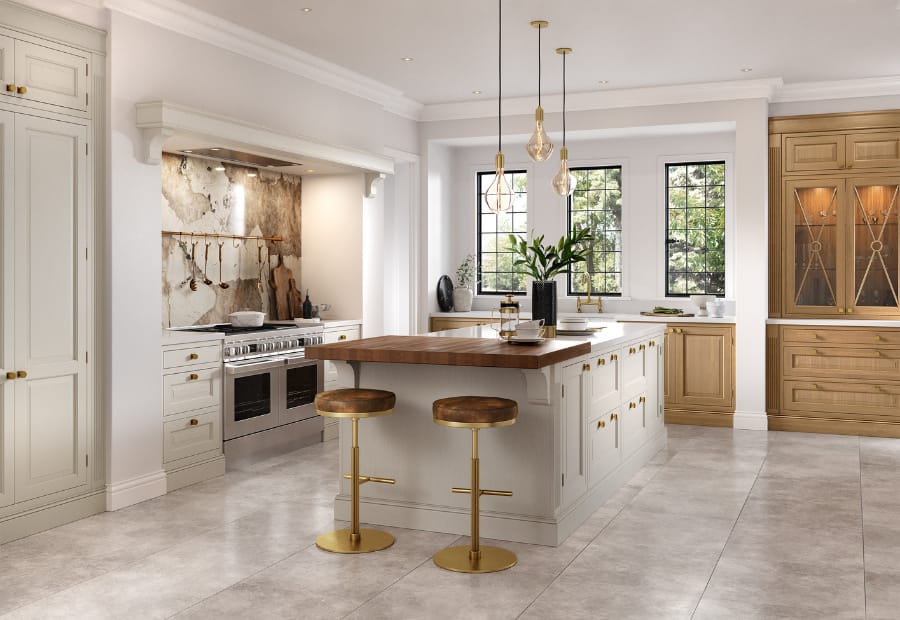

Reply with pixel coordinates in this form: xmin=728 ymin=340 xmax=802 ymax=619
xmin=437 ymin=275 xmax=454 ymax=311
xmin=532 ymin=281 xmax=557 ymax=332
xmin=302 ymin=290 xmax=313 ymax=319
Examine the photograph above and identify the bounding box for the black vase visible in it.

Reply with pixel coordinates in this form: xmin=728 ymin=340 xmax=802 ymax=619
xmin=531 ymin=280 xmax=557 ymax=333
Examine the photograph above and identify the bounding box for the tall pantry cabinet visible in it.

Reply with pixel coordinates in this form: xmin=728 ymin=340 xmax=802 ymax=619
xmin=0 ymin=2 xmax=105 ymax=542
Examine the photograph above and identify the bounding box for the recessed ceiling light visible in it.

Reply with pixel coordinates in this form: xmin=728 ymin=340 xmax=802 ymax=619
xmin=740 ymin=67 xmax=753 ymax=73
xmin=472 ymin=90 xmax=482 ymax=95
xmin=401 ymin=57 xmax=414 ymax=62
xmin=210 ymin=147 xmax=221 ymax=151
xmin=597 ymin=80 xmax=609 ymax=85
xmin=214 ymin=166 xmax=225 ymax=171
xmin=183 ymin=149 xmax=193 ymax=153
xmin=306 ymin=169 xmax=317 ymax=173
xmin=301 ymin=7 xmax=312 ymax=12
xmin=247 ymin=172 xmax=257 ymax=177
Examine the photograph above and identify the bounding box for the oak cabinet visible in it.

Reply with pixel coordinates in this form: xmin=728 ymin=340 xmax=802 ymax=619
xmin=785 ymin=131 xmax=900 ymax=173
xmin=429 ymin=316 xmax=493 ymax=332
xmin=664 ymin=324 xmax=735 ymax=426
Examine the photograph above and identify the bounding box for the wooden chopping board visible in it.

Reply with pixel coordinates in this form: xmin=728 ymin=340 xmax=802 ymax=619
xmin=288 ymin=278 xmax=305 ymax=318
xmin=270 ymin=260 xmax=293 ymax=320
xmin=640 ymin=311 xmax=695 ymax=317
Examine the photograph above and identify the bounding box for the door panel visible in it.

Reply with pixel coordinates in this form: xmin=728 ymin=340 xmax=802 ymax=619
xmin=0 ymin=110 xmax=12 ymax=508
xmin=847 ymin=177 xmax=900 ymax=317
xmin=0 ymin=35 xmax=13 ymax=103
xmin=14 ymin=115 xmax=88 ymax=501
xmin=588 ymin=411 xmax=620 ymax=485
xmin=847 ymin=132 xmax=900 ymax=170
xmin=677 ymin=326 xmax=734 ymax=409
xmin=588 ymin=352 xmax=619 ymax=418
xmin=14 ymin=40 xmax=88 ymax=112
xmin=785 ymin=135 xmax=845 ymax=172
xmin=560 ymin=363 xmax=586 ymax=508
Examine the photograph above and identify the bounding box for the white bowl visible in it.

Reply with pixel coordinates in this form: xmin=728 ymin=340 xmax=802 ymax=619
xmin=229 ymin=311 xmax=265 ymax=327
xmin=558 ymin=318 xmax=588 ymax=331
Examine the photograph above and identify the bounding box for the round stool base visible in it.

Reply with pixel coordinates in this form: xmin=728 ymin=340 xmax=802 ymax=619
xmin=433 ymin=545 xmax=517 ymax=573
xmin=315 ymin=528 xmax=395 ymax=554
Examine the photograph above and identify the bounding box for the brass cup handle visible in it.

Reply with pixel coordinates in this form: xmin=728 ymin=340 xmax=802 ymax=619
xmin=597 ymin=420 xmax=606 ymax=428
xmin=16 ymin=370 xmax=26 ymax=379
xmin=5 ymin=84 xmax=15 ymax=93
xmin=188 ymin=373 xmax=199 ymax=380
xmin=5 ymin=372 xmax=14 ymax=380
xmin=189 ymin=419 xmax=199 ymax=426
xmin=189 ymin=353 xmax=199 ymax=360
xmin=16 ymin=86 xmax=27 ymax=95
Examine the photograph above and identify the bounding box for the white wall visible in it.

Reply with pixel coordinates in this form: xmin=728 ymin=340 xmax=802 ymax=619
xmin=105 ymin=10 xmax=418 ymax=507
xmin=362 ymin=183 xmax=385 ymax=338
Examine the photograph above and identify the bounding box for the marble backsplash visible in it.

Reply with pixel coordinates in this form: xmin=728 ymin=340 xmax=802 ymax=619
xmin=161 ymin=153 xmax=302 ymax=327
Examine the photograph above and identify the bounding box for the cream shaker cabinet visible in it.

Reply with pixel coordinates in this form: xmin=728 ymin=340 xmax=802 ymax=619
xmin=0 ymin=33 xmax=90 ymax=114
xmin=0 ymin=110 xmax=89 ymax=507
xmin=321 ymin=322 xmax=362 ymax=441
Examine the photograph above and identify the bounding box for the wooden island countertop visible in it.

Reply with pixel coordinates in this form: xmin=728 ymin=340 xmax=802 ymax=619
xmin=305 ymin=334 xmax=591 ymax=369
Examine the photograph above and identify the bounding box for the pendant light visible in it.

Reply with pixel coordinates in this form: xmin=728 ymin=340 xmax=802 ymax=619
xmin=552 ymin=47 xmax=576 ymax=197
xmin=525 ymin=20 xmax=553 ymax=162
xmin=484 ymin=0 xmax=514 ymax=213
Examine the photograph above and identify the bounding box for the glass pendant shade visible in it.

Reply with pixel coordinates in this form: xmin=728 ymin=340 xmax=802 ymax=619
xmin=526 ymin=106 xmax=554 ymax=161
xmin=552 ymin=146 xmax=576 ymax=197
xmin=484 ymin=152 xmax=515 ymax=213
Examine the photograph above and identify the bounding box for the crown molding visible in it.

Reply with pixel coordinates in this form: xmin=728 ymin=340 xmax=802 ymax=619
xmin=102 ymin=0 xmax=423 ymax=120
xmin=773 ymin=76 xmax=900 ymax=103
xmin=420 ymin=78 xmax=783 ymax=122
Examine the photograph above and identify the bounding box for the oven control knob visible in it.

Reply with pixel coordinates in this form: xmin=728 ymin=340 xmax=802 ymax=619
xmin=241 ymin=345 xmax=251 ymax=355
xmin=275 ymin=341 xmax=284 ymax=350
xmin=224 ymin=347 xmax=233 ymax=357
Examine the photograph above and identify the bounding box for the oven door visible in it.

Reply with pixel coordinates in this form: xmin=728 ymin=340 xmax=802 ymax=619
xmin=279 ymin=355 xmax=324 ymax=426
xmin=224 ymin=357 xmax=284 ymax=441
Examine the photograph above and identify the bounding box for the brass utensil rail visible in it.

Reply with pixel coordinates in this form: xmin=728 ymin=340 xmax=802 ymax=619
xmin=162 ymin=231 xmax=283 ymax=243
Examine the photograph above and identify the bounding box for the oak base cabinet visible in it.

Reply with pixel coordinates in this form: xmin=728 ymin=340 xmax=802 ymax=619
xmin=429 ymin=316 xmax=493 ymax=332
xmin=664 ymin=324 xmax=736 ymax=427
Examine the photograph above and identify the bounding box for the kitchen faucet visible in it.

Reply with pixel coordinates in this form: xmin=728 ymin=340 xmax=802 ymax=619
xmin=577 ymin=272 xmax=602 ymax=313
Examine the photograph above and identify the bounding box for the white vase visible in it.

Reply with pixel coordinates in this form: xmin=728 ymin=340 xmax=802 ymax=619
xmin=452 ymin=287 xmax=473 ymax=312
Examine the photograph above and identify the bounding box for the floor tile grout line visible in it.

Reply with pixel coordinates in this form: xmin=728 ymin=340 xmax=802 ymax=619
xmin=688 ymin=435 xmax=770 ymax=619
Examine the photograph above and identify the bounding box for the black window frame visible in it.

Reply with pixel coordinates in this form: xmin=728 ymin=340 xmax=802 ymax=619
xmin=664 ymin=160 xmax=726 ymax=297
xmin=566 ymin=165 xmax=624 ymax=297
xmin=476 ymin=169 xmax=528 ymax=296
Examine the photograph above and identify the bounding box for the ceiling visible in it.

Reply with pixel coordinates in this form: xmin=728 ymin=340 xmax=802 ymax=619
xmin=177 ymin=0 xmax=900 ymax=106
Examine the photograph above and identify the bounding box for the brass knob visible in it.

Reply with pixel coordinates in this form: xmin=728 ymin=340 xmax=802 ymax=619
xmin=847 ymin=308 xmax=854 ymax=314
xmin=667 ymin=328 xmax=675 ymax=334
xmin=875 ymin=335 xmax=884 ymax=341
xmin=189 ymin=419 xmax=199 ymax=426
xmin=582 ymin=363 xmax=591 ymax=372
xmin=17 ymin=86 xmax=27 ymax=94
xmin=639 ymin=344 xmax=646 ymax=351
xmin=597 ymin=420 xmax=606 ymax=428
xmin=813 ymin=333 xmax=820 ymax=339
xmin=811 ymin=383 xmax=818 ymax=389
xmin=677 ymin=328 xmax=683 ymax=333
xmin=189 ymin=373 xmax=199 ymax=380
xmin=639 ymin=396 xmax=646 ymax=403
xmin=875 ymin=351 xmax=882 ymax=357
xmin=875 ymin=386 xmax=884 ymax=393
xmin=629 ymin=402 xmax=636 ymax=409
xmin=610 ymin=413 xmax=618 ymax=420
xmin=610 ymin=354 xmax=618 ymax=361
xmin=5 ymin=84 xmax=15 ymax=93
xmin=189 ymin=352 xmax=199 ymax=360
xmin=814 ymin=349 xmax=821 ymax=355
xmin=629 ymin=347 xmax=636 ymax=354
xmin=5 ymin=372 xmax=14 ymax=380
xmin=339 ymin=335 xmax=348 ymax=341
xmin=16 ymin=370 xmax=26 ymax=378
xmin=597 ymin=358 xmax=606 ymax=366
xmin=649 ymin=341 xmax=656 ymax=347
xmin=837 ymin=307 xmax=845 ymax=314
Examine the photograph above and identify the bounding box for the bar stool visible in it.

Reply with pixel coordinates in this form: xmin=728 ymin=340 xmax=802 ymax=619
xmin=432 ymin=395 xmax=518 ymax=573
xmin=315 ymin=388 xmax=397 ymax=554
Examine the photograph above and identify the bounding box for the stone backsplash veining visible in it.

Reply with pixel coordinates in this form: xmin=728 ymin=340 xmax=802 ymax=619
xmin=161 ymin=153 xmax=302 ymax=327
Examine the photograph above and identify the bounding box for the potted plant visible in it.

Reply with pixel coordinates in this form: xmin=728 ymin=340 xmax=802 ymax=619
xmin=452 ymin=254 xmax=476 ymax=312
xmin=506 ymin=227 xmax=593 ymax=332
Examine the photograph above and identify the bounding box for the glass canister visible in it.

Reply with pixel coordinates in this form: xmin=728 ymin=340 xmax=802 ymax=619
xmin=498 ymin=294 xmax=520 ymax=339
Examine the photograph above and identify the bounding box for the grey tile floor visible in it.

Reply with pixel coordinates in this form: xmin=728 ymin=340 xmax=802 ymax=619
xmin=1 ymin=425 xmax=897 ymax=619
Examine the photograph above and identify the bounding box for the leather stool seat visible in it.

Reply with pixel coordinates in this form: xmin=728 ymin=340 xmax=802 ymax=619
xmin=432 ymin=396 xmax=518 ymax=428
xmin=315 ymin=388 xmax=396 ymax=418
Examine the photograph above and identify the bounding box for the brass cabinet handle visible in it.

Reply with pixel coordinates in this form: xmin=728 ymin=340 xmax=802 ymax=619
xmin=639 ymin=396 xmax=646 ymax=403
xmin=610 ymin=354 xmax=618 ymax=361
xmin=16 ymin=370 xmax=26 ymax=378
xmin=847 ymin=308 xmax=854 ymax=314
xmin=629 ymin=402 xmax=636 ymax=409
xmin=813 ymin=349 xmax=821 ymax=355
xmin=5 ymin=84 xmax=15 ymax=92
xmin=582 ymin=363 xmax=591 ymax=372
xmin=339 ymin=334 xmax=348 ymax=341
xmin=189 ymin=419 xmax=199 ymax=426
xmin=610 ymin=413 xmax=618 ymax=420
xmin=678 ymin=328 xmax=684 ymax=333
xmin=629 ymin=347 xmax=636 ymax=354
xmin=189 ymin=352 xmax=199 ymax=360
xmin=17 ymin=86 xmax=27 ymax=95
xmin=597 ymin=420 xmax=606 ymax=428
xmin=188 ymin=373 xmax=199 ymax=380
xmin=667 ymin=328 xmax=675 ymax=334
xmin=813 ymin=333 xmax=820 ymax=339
xmin=5 ymin=372 xmax=15 ymax=380
xmin=875 ymin=351 xmax=882 ymax=357
xmin=649 ymin=340 xmax=656 ymax=347
xmin=875 ymin=386 xmax=885 ymax=393
xmin=837 ymin=307 xmax=845 ymax=314
xmin=875 ymin=335 xmax=884 ymax=341
xmin=597 ymin=358 xmax=605 ymax=366
xmin=639 ymin=344 xmax=646 ymax=351
xmin=811 ymin=383 xmax=819 ymax=389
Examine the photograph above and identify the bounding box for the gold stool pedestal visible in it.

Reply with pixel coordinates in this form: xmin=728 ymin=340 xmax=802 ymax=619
xmin=433 ymin=544 xmax=517 ymax=573
xmin=316 ymin=528 xmax=394 ymax=554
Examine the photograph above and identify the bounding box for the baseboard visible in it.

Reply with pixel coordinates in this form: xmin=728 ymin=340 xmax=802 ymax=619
xmin=733 ymin=411 xmax=769 ymax=431
xmin=665 ymin=409 xmax=733 ymax=427
xmin=768 ymin=414 xmax=900 ymax=438
xmin=0 ymin=491 xmax=105 ymax=544
xmin=322 ymin=422 xmax=339 ymax=442
xmin=166 ymin=455 xmax=225 ymax=492
xmin=105 ymin=470 xmax=167 ymax=511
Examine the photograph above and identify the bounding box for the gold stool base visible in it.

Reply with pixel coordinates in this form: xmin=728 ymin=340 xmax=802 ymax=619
xmin=315 ymin=528 xmax=395 ymax=554
xmin=433 ymin=545 xmax=517 ymax=573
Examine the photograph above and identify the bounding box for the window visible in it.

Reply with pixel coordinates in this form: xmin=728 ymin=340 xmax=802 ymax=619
xmin=665 ymin=161 xmax=726 ymax=296
xmin=477 ymin=170 xmax=528 ymax=294
xmin=567 ymin=166 xmax=623 ymax=296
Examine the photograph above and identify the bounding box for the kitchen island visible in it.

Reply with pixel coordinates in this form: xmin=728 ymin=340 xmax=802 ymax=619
xmin=305 ymin=322 xmax=665 ymax=546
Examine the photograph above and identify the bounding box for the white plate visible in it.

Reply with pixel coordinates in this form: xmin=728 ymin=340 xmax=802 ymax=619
xmin=557 ymin=327 xmax=606 ymax=336
xmin=507 ymin=336 xmax=545 ymax=344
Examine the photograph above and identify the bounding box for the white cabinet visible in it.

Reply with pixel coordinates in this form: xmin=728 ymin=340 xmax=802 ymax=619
xmin=321 ymin=322 xmax=361 ymax=441
xmin=1 ymin=110 xmax=89 ymax=506
xmin=161 ymin=340 xmax=224 ymax=491
xmin=0 ymin=34 xmax=90 ymax=113
xmin=561 ymin=361 xmax=588 ymax=508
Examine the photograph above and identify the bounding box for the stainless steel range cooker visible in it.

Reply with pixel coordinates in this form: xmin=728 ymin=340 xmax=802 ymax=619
xmin=174 ymin=322 xmax=325 ymax=460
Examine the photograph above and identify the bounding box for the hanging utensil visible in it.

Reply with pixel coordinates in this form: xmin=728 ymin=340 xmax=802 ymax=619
xmin=218 ymin=241 xmax=230 ymax=289
xmin=256 ymin=241 xmax=265 ymax=294
xmin=189 ymin=239 xmax=199 ymax=291
xmin=202 ymin=241 xmax=213 ymax=286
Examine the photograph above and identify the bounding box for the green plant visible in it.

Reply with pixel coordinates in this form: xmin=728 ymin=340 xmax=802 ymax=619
xmin=506 ymin=227 xmax=593 ymax=282
xmin=456 ymin=254 xmax=476 ymax=288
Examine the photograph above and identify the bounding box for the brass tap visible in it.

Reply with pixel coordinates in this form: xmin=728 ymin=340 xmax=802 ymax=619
xmin=577 ymin=273 xmax=602 ymax=313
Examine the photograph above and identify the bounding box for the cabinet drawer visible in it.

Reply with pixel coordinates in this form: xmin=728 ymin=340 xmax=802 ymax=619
xmin=782 ymin=380 xmax=900 ymax=421
xmin=847 ymin=132 xmax=900 ymax=170
xmin=163 ymin=408 xmax=222 ymax=464
xmin=622 ymin=394 xmax=648 ymax=455
xmin=782 ymin=346 xmax=900 ymax=380
xmin=163 ymin=344 xmax=222 ymax=369
xmin=589 ymin=352 xmax=620 ymax=417
xmin=622 ymin=342 xmax=649 ymax=399
xmin=588 ymin=411 xmax=621 ymax=485
xmin=785 ymin=134 xmax=845 ymax=172
xmin=163 ymin=367 xmax=222 ymax=416
xmin=14 ymin=40 xmax=89 ymax=112
xmin=782 ymin=326 xmax=900 ymax=345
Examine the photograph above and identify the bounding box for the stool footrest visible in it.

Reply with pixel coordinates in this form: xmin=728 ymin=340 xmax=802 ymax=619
xmin=343 ymin=473 xmax=396 ymax=485
xmin=451 ymin=487 xmax=513 ymax=497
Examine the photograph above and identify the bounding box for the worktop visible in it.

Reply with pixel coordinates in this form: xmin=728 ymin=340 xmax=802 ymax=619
xmin=161 ymin=329 xmax=225 ymax=346
xmin=430 ymin=311 xmax=735 ymax=324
